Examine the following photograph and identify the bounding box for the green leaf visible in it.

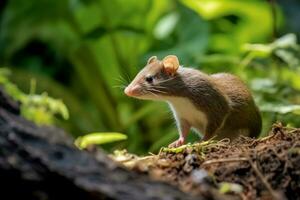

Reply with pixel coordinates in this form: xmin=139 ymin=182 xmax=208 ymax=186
xmin=260 ymin=104 xmax=300 ymax=115
xmin=250 ymin=78 xmax=277 ymax=94
xmin=273 ymin=33 xmax=298 ymax=48
xmin=84 ymin=25 xmax=145 ymax=39
xmin=180 ymin=0 xmax=281 ymax=53
xmin=22 ymin=93 xmax=69 ymax=122
xmin=242 ymin=34 xmax=300 ymax=68
xmin=154 ymin=12 xmax=179 ymax=39
xmin=150 ymin=5 xmax=209 ymax=64
xmin=219 ymin=182 xmax=243 ymax=194
xmin=243 ymin=44 xmax=273 ymax=58
xmin=75 ymin=132 xmax=128 ymax=149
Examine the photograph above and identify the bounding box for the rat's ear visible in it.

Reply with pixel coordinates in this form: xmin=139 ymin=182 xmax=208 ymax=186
xmin=147 ymin=56 xmax=157 ymax=64
xmin=162 ymin=55 xmax=179 ymax=76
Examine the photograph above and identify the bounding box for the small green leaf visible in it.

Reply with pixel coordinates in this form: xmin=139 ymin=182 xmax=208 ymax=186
xmin=273 ymin=33 xmax=298 ymax=49
xmin=154 ymin=12 xmax=179 ymax=39
xmin=243 ymin=43 xmax=272 ymax=57
xmin=75 ymin=132 xmax=127 ymax=149
xmin=22 ymin=93 xmax=69 ymax=124
xmin=219 ymin=182 xmax=243 ymax=194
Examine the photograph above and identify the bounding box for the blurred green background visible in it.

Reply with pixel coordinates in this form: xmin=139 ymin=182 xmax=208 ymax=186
xmin=1 ymin=0 xmax=300 ymax=154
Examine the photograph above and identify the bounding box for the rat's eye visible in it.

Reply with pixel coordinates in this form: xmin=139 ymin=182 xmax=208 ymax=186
xmin=145 ymin=76 xmax=154 ymax=83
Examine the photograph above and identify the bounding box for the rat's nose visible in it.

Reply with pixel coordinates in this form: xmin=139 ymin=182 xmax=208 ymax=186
xmin=124 ymin=87 xmax=132 ymax=96
xmin=124 ymin=85 xmax=140 ymax=96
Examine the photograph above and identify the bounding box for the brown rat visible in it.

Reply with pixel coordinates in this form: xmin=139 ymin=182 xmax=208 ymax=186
xmin=124 ymin=55 xmax=262 ymax=147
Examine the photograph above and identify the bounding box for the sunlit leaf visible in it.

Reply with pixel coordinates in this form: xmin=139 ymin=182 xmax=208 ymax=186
xmin=154 ymin=12 xmax=179 ymax=39
xmin=180 ymin=0 xmax=282 ymax=53
xmin=275 ymin=49 xmax=300 ymax=68
xmin=242 ymin=33 xmax=300 ymax=70
xmin=261 ymin=104 xmax=300 ymax=115
xmin=243 ymin=44 xmax=272 ymax=58
xmin=250 ymin=78 xmax=277 ymax=94
xmin=273 ymin=33 xmax=298 ymax=48
xmin=150 ymin=5 xmax=209 ymax=64
xmin=75 ymin=132 xmax=128 ymax=149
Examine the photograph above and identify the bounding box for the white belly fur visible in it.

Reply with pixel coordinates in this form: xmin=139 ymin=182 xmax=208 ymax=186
xmin=167 ymin=97 xmax=208 ymax=134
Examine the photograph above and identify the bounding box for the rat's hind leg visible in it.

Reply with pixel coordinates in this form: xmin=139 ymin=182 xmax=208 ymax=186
xmin=201 ymin=121 xmax=220 ymax=141
xmin=168 ymin=119 xmax=190 ymax=148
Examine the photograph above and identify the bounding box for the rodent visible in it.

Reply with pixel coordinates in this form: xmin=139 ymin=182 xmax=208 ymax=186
xmin=124 ymin=55 xmax=262 ymax=147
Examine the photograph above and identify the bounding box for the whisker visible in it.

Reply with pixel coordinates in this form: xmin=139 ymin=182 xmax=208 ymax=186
xmin=147 ymin=84 xmax=168 ymax=93
xmin=123 ymin=71 xmax=131 ymax=84
xmin=152 ymin=89 xmax=167 ymax=94
xmin=113 ymin=85 xmax=127 ymax=89
xmin=147 ymin=90 xmax=158 ymax=98
xmin=113 ymin=79 xmax=125 ymax=86
xmin=147 ymin=88 xmax=167 ymax=94
xmin=119 ymin=75 xmax=129 ymax=84
xmin=156 ymin=76 xmax=177 ymax=84
xmin=114 ymin=75 xmax=128 ymax=85
xmin=151 ymin=85 xmax=167 ymax=90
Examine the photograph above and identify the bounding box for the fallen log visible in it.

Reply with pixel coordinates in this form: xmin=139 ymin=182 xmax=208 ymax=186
xmin=0 ymin=87 xmax=204 ymax=200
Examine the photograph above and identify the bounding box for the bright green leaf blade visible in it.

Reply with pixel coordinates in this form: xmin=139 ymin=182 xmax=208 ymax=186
xmin=219 ymin=182 xmax=243 ymax=194
xmin=260 ymin=104 xmax=300 ymax=115
xmin=75 ymin=132 xmax=127 ymax=149
xmin=154 ymin=12 xmax=179 ymax=39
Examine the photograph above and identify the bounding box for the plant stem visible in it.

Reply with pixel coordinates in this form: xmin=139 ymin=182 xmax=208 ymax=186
xmin=268 ymin=0 xmax=278 ymax=40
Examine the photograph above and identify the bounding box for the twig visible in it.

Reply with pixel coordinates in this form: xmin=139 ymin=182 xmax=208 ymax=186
xmin=202 ymin=157 xmax=248 ymax=166
xmin=288 ymin=129 xmax=300 ymax=134
xmin=249 ymin=132 xmax=279 ymax=146
xmin=248 ymin=159 xmax=281 ymax=200
xmin=259 ymin=133 xmax=276 ymax=142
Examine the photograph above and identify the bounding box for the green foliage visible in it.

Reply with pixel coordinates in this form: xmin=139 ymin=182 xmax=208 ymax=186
xmin=241 ymin=34 xmax=300 ymax=132
xmin=0 ymin=0 xmax=299 ymax=153
xmin=242 ymin=34 xmax=300 ymax=68
xmin=75 ymin=132 xmax=127 ymax=149
xmin=260 ymin=104 xmax=300 ymax=115
xmin=180 ymin=0 xmax=283 ymax=53
xmin=0 ymin=68 xmax=25 ymax=100
xmin=21 ymin=92 xmax=69 ymax=125
xmin=0 ymin=69 xmax=69 ymax=125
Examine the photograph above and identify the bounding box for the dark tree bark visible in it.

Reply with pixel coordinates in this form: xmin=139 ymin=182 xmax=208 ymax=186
xmin=0 ymin=87 xmax=202 ymax=200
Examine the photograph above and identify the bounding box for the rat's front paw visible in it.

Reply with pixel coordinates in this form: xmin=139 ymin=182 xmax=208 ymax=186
xmin=168 ymin=137 xmax=185 ymax=148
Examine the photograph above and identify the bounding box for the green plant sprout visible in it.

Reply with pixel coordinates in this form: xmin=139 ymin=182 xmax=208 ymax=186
xmin=219 ymin=182 xmax=243 ymax=194
xmin=160 ymin=137 xmax=218 ymax=154
xmin=0 ymin=68 xmax=69 ymax=125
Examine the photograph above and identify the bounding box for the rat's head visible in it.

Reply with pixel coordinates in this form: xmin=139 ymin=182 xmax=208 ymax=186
xmin=124 ymin=55 xmax=180 ymax=100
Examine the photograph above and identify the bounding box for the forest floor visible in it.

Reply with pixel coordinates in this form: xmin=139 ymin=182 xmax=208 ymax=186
xmin=111 ymin=123 xmax=300 ymax=200
xmin=1 ymin=85 xmax=299 ymax=200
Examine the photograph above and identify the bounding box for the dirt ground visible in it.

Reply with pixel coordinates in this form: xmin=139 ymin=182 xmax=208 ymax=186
xmin=112 ymin=123 xmax=300 ymax=200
